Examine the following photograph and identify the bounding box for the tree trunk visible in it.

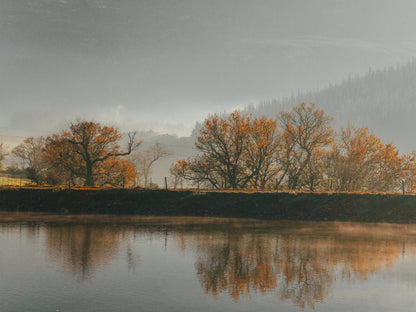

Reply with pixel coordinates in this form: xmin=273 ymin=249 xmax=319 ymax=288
xmin=85 ymin=162 xmax=94 ymax=186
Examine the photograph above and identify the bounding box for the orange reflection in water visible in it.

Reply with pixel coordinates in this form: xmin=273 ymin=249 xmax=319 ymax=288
xmin=45 ymin=225 xmax=122 ymax=279
xmin=3 ymin=214 xmax=416 ymax=309
xmin=172 ymin=221 xmax=416 ymax=309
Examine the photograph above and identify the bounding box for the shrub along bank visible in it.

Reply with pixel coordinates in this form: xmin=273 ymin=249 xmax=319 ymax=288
xmin=1 ymin=188 xmax=416 ymax=224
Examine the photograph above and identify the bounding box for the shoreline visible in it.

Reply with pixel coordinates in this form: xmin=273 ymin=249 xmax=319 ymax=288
xmin=1 ymin=188 xmax=416 ymax=224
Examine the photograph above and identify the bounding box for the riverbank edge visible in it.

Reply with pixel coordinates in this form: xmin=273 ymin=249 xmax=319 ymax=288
xmin=1 ymin=188 xmax=416 ymax=223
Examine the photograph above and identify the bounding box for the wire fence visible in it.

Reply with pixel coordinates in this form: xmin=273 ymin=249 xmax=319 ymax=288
xmin=0 ymin=174 xmax=412 ymax=195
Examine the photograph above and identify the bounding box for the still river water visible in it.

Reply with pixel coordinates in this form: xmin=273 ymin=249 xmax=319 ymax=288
xmin=1 ymin=213 xmax=416 ymax=311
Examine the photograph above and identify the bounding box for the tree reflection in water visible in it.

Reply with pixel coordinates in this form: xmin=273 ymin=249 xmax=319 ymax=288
xmin=45 ymin=225 xmax=122 ymax=279
xmin=30 ymin=217 xmax=416 ymax=309
xmin=172 ymin=221 xmax=416 ymax=309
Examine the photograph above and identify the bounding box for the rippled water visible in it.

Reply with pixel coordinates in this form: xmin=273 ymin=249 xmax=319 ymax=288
xmin=1 ymin=213 xmax=416 ymax=311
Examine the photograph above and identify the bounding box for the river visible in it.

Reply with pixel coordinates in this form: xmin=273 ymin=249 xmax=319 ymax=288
xmin=1 ymin=213 xmax=416 ymax=311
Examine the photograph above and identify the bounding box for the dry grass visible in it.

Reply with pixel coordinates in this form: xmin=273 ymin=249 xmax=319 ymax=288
xmin=169 ymin=188 xmax=414 ymax=196
xmin=0 ymin=183 xmax=412 ymax=196
xmin=0 ymin=175 xmax=32 ymax=187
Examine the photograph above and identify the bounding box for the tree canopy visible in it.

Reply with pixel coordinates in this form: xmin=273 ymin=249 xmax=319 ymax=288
xmin=172 ymin=103 xmax=409 ymax=192
xmin=44 ymin=120 xmax=139 ymax=186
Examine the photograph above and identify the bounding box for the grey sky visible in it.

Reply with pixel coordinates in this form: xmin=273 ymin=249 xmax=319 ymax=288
xmin=1 ymin=0 xmax=415 ymax=139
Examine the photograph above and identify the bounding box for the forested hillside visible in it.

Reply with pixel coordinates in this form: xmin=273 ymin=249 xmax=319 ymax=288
xmin=246 ymin=61 xmax=416 ymax=152
xmin=155 ymin=61 xmax=416 ymax=186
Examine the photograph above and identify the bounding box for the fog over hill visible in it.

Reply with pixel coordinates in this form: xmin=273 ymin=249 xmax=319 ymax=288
xmin=130 ymin=130 xmax=195 ymax=187
xmin=246 ymin=61 xmax=416 ymax=152
xmin=143 ymin=60 xmax=416 ymax=185
xmin=1 ymin=0 xmax=416 ymax=138
xmin=1 ymin=0 xmax=416 ymax=185
xmin=3 ymin=61 xmax=416 ymax=186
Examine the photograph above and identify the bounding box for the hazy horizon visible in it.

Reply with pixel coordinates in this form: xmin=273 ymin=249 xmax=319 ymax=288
xmin=1 ymin=0 xmax=416 ymax=143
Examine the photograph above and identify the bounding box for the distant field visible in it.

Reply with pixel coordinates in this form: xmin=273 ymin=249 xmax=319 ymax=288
xmin=0 ymin=175 xmax=32 ymax=186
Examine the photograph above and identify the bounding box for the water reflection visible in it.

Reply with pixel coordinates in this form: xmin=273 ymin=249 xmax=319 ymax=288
xmin=45 ymin=225 xmax=122 ymax=279
xmin=184 ymin=230 xmax=406 ymax=308
xmin=2 ymin=215 xmax=416 ymax=309
xmin=171 ymin=221 xmax=416 ymax=308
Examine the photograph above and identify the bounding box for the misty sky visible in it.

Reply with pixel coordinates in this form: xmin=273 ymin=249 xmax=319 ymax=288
xmin=1 ymin=0 xmax=415 ymax=140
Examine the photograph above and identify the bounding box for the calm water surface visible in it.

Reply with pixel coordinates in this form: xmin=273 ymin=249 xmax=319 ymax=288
xmin=1 ymin=213 xmax=416 ymax=311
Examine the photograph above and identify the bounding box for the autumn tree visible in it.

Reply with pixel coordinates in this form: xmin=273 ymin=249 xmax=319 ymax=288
xmin=325 ymin=125 xmax=402 ymax=192
xmin=195 ymin=111 xmax=250 ymax=189
xmin=172 ymin=104 xmax=406 ymax=193
xmin=169 ymin=166 xmax=181 ymax=189
xmin=12 ymin=137 xmax=47 ymax=184
xmin=400 ymin=152 xmax=416 ymax=193
xmin=132 ymin=143 xmax=169 ymax=187
xmin=325 ymin=126 xmax=379 ymax=191
xmin=367 ymin=143 xmax=402 ymax=192
xmin=44 ymin=120 xmax=139 ymax=186
xmin=171 ymin=156 xmax=225 ymax=189
xmin=172 ymin=111 xmax=281 ymax=189
xmin=301 ymin=148 xmax=326 ymax=191
xmin=279 ymin=103 xmax=333 ymax=190
xmin=95 ymin=158 xmax=137 ymax=187
xmin=0 ymin=143 xmax=7 ymax=169
xmin=245 ymin=117 xmax=281 ymax=189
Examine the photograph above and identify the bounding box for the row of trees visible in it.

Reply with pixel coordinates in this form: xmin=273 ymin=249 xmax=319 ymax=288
xmin=171 ymin=103 xmax=415 ymax=192
xmin=2 ymin=102 xmax=415 ymax=192
xmin=6 ymin=121 xmax=169 ymax=187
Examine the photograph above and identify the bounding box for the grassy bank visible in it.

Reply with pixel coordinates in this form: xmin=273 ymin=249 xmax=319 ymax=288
xmin=1 ymin=188 xmax=416 ymax=223
xmin=0 ymin=175 xmax=31 ymax=186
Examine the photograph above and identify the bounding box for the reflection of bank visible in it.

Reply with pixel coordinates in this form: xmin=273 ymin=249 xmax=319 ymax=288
xmin=45 ymin=225 xmax=122 ymax=279
xmin=173 ymin=222 xmax=416 ymax=309
xmin=37 ymin=218 xmax=416 ymax=309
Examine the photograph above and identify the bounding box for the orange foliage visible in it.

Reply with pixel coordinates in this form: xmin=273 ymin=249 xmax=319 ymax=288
xmin=96 ymin=157 xmax=137 ymax=187
xmin=325 ymin=124 xmax=402 ymax=192
xmin=172 ymin=111 xmax=281 ymax=189
xmin=400 ymin=152 xmax=416 ymax=193
xmin=172 ymin=104 xmax=409 ymax=193
xmin=279 ymin=103 xmax=334 ymax=190
xmin=44 ymin=120 xmax=139 ymax=186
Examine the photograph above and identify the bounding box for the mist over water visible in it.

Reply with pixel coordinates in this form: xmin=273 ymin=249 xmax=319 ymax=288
xmin=2 ymin=215 xmax=416 ymax=311
xmin=1 ymin=2 xmax=416 ymax=310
